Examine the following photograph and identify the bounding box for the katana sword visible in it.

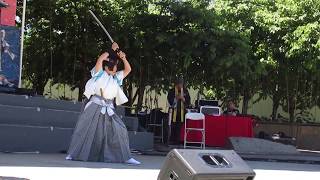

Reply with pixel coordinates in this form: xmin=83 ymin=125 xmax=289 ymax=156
xmin=89 ymin=10 xmax=114 ymax=43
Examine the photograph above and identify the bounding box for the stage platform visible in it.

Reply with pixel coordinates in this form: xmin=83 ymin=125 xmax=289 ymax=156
xmin=0 ymin=93 xmax=153 ymax=152
xmin=0 ymin=153 xmax=319 ymax=180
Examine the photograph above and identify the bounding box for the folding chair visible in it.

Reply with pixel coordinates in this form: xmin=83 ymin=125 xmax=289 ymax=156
xmin=184 ymin=112 xmax=205 ymax=149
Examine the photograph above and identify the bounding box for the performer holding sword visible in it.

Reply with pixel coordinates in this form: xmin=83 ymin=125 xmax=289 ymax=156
xmin=66 ymin=10 xmax=140 ymax=165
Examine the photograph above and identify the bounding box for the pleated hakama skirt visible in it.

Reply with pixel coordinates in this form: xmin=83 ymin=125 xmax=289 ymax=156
xmin=67 ymin=102 xmax=131 ymax=163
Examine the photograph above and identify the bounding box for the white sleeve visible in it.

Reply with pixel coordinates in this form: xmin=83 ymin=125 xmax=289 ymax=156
xmin=83 ymin=67 xmax=103 ymax=99
xmin=90 ymin=67 xmax=103 ymax=78
xmin=114 ymin=70 xmax=124 ymax=86
xmin=116 ymin=86 xmax=128 ymax=105
xmin=83 ymin=78 xmax=95 ymax=99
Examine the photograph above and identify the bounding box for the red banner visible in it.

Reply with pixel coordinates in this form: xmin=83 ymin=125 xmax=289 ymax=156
xmin=0 ymin=0 xmax=17 ymax=26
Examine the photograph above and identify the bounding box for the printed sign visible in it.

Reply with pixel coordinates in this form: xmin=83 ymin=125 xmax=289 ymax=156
xmin=0 ymin=26 xmax=21 ymax=87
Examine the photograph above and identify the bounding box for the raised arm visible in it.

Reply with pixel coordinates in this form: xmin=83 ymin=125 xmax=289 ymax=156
xmin=95 ymin=52 xmax=109 ymax=73
xmin=112 ymin=42 xmax=131 ymax=78
xmin=118 ymin=51 xmax=131 ymax=78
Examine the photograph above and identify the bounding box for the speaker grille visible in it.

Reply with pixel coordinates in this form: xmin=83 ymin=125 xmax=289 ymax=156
xmin=201 ymin=154 xmax=231 ymax=167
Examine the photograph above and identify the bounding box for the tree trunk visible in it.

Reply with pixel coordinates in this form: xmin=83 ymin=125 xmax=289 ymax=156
xmin=34 ymin=76 xmax=46 ymax=96
xmin=137 ymin=86 xmax=145 ymax=111
xmin=242 ymin=89 xmax=250 ymax=114
xmin=34 ymin=80 xmax=46 ymax=95
xmin=34 ymin=55 xmax=48 ymax=95
xmin=271 ymin=82 xmax=280 ymax=122
xmin=78 ymin=10 xmax=89 ymax=102
xmin=77 ymin=14 xmax=90 ymax=102
xmin=136 ymin=65 xmax=145 ymax=111
xmin=271 ymin=94 xmax=280 ymax=122
xmin=127 ymin=82 xmax=133 ymax=106
xmin=78 ymin=57 xmax=88 ymax=102
xmin=288 ymin=96 xmax=296 ymax=122
xmin=78 ymin=77 xmax=86 ymax=101
xmin=286 ymin=72 xmax=296 ymax=122
xmin=63 ymin=84 xmax=66 ymax=98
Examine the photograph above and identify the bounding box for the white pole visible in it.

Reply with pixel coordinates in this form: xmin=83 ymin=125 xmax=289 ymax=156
xmin=19 ymin=0 xmax=27 ymax=88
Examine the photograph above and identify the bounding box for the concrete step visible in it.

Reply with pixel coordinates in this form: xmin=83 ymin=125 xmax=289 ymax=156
xmin=0 ymin=93 xmax=82 ymax=112
xmin=0 ymin=104 xmax=79 ymax=128
xmin=0 ymin=124 xmax=153 ymax=153
xmin=0 ymin=125 xmax=73 ymax=153
xmin=0 ymin=94 xmax=153 ymax=152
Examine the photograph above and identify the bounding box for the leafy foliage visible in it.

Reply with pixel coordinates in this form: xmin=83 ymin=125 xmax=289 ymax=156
xmin=20 ymin=0 xmax=320 ymax=122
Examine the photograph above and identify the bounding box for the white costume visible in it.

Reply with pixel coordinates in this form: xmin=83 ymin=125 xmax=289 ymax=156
xmin=67 ymin=68 xmax=139 ymax=164
xmin=84 ymin=68 xmax=128 ymax=105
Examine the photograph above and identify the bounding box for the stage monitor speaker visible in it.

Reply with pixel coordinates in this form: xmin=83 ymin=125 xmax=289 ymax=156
xmin=200 ymin=106 xmax=221 ymax=116
xmin=158 ymin=149 xmax=255 ymax=180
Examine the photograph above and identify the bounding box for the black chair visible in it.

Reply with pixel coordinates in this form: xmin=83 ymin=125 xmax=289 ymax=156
xmin=147 ymin=108 xmax=164 ymax=143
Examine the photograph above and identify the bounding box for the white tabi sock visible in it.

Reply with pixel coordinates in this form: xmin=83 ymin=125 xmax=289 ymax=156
xmin=125 ymin=158 xmax=141 ymax=165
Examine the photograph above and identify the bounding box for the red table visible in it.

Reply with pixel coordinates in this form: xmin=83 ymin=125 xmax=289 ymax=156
xmin=180 ymin=115 xmax=254 ymax=147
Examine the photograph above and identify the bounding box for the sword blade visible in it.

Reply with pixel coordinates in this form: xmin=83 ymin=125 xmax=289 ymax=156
xmin=89 ymin=10 xmax=114 ymax=43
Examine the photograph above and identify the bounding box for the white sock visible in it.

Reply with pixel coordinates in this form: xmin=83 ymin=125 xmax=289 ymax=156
xmin=65 ymin=155 xmax=72 ymax=160
xmin=125 ymin=158 xmax=141 ymax=165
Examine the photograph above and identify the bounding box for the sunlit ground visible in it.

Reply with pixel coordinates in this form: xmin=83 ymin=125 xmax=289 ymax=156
xmin=0 ymin=153 xmax=319 ymax=180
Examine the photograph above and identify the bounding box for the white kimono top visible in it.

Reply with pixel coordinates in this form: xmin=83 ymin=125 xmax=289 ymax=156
xmin=83 ymin=68 xmax=128 ymax=106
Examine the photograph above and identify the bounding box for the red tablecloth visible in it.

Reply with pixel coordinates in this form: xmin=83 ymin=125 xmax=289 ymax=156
xmin=180 ymin=115 xmax=253 ymax=147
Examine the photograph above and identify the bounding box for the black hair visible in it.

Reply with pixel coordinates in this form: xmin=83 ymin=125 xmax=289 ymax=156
xmin=175 ymin=76 xmax=184 ymax=85
xmin=103 ymin=49 xmax=119 ymax=71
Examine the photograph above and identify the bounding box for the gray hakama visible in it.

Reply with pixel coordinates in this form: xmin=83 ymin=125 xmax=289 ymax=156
xmin=67 ymin=69 xmax=132 ymax=163
xmin=67 ymin=96 xmax=131 ymax=163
